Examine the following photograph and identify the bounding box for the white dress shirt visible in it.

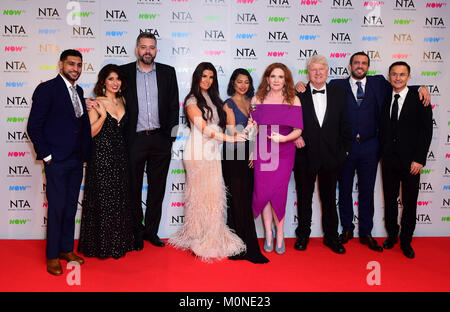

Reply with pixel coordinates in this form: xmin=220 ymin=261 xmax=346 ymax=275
xmin=390 ymin=87 xmax=409 ymax=119
xmin=310 ymin=84 xmax=327 ymax=127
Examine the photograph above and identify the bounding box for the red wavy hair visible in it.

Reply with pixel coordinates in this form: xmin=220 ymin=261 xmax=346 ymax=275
xmin=255 ymin=63 xmax=296 ymax=105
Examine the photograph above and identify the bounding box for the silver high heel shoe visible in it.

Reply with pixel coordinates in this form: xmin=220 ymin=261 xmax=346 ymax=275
xmin=275 ymin=229 xmax=285 ymax=255
xmin=264 ymin=228 xmax=276 ymax=253
xmin=275 ymin=237 xmax=285 ymax=255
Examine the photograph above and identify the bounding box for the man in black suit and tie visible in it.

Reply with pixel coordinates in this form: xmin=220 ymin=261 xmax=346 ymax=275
xmin=121 ymin=32 xmax=179 ymax=250
xmin=293 ymin=55 xmax=352 ymax=254
xmin=27 ymin=50 xmax=92 ymax=275
xmin=379 ymin=62 xmax=432 ymax=259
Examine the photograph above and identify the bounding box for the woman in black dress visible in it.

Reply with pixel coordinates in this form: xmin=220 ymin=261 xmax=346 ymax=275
xmin=78 ymin=64 xmax=134 ymax=259
xmin=222 ymin=68 xmax=269 ymax=264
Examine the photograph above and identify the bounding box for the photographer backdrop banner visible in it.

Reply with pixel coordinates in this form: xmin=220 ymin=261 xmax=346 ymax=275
xmin=1 ymin=0 xmax=449 ymax=239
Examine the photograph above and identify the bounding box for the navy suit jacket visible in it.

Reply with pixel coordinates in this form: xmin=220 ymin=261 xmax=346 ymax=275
xmin=330 ymin=75 xmax=390 ymax=142
xmin=27 ymin=75 xmax=92 ymax=162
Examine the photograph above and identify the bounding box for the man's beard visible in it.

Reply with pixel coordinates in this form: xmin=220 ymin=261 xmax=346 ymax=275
xmin=62 ymin=70 xmax=80 ymax=82
xmin=139 ymin=53 xmax=154 ymax=65
xmin=351 ymin=69 xmax=367 ymax=80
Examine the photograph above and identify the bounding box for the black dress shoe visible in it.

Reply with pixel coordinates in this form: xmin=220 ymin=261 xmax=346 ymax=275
xmin=323 ymin=239 xmax=346 ymax=254
xmin=339 ymin=231 xmax=354 ymax=244
xmin=360 ymin=235 xmax=383 ymax=252
xmin=401 ymin=244 xmax=415 ymax=259
xmin=294 ymin=237 xmax=309 ymax=251
xmin=383 ymin=236 xmax=398 ymax=249
xmin=146 ymin=236 xmax=165 ymax=247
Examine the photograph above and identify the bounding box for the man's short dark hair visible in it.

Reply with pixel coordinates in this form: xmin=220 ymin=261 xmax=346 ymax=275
xmin=389 ymin=61 xmax=411 ymax=74
xmin=136 ymin=32 xmax=157 ymax=46
xmin=60 ymin=49 xmax=83 ymax=62
xmin=349 ymin=51 xmax=370 ymax=67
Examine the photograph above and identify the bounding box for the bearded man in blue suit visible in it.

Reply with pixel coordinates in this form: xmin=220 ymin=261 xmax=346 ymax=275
xmin=27 ymin=50 xmax=92 ymax=275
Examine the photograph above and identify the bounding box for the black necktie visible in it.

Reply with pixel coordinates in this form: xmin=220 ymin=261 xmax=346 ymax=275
xmin=312 ymin=89 xmax=325 ymax=94
xmin=391 ymin=94 xmax=400 ymax=131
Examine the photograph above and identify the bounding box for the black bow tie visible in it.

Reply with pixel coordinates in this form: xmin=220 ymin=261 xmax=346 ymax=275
xmin=312 ymin=89 xmax=325 ymax=94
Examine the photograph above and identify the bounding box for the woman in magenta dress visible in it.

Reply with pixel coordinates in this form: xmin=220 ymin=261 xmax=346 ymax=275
xmin=251 ymin=63 xmax=303 ymax=254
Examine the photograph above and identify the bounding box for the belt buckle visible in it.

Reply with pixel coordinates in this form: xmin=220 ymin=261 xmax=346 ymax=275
xmin=145 ymin=130 xmax=152 ymax=135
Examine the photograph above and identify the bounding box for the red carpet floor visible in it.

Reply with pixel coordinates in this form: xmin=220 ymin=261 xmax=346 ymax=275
xmin=1 ymin=238 xmax=449 ymax=292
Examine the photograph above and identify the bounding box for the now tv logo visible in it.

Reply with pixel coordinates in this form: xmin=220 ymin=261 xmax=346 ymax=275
xmin=138 ymin=13 xmax=159 ymax=19
xmin=204 ymin=50 xmax=225 ymax=56
xmin=332 ymin=18 xmax=351 ymax=24
xmin=300 ymin=0 xmax=320 ymax=5
xmin=425 ymin=2 xmax=447 ymax=8
xmin=417 ymin=201 xmax=432 ymax=206
xmin=329 ymin=52 xmax=350 ymax=58
xmin=7 ymin=117 xmax=27 ymax=122
xmin=392 ymin=53 xmax=411 ymax=59
xmin=73 ymin=48 xmax=94 ymax=53
xmin=421 ymin=71 xmax=441 ymax=76
xmin=106 ymin=31 xmax=127 ymax=37
xmin=268 ymin=17 xmax=288 ymax=22
xmin=8 ymin=151 xmax=29 ymax=157
xmin=9 ymin=219 xmax=30 ymax=225
xmin=9 ymin=185 xmax=31 ymax=191
xmin=364 ymin=1 xmax=385 ymax=7
xmin=267 ymin=51 xmax=288 ymax=57
xmin=5 ymin=81 xmax=25 ymax=87
xmin=3 ymin=9 xmax=25 ymax=15
xmin=362 ymin=36 xmax=381 ymax=42
xmin=424 ymin=37 xmax=443 ymax=42
xmin=171 ymin=202 xmax=185 ymax=207
xmin=4 ymin=46 xmax=26 ymax=52
xmin=236 ymin=33 xmax=257 ymax=39
xmin=299 ymin=35 xmax=318 ymax=40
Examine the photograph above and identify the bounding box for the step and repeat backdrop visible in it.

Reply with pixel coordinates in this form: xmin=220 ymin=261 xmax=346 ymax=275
xmin=1 ymin=0 xmax=449 ymax=239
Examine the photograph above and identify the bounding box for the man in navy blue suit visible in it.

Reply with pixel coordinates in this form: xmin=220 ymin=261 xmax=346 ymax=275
xmin=27 ymin=50 xmax=92 ymax=275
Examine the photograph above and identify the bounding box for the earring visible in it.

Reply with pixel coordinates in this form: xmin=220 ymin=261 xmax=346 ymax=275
xmin=266 ymin=85 xmax=270 ymax=91
xmin=102 ymin=87 xmax=106 ymax=95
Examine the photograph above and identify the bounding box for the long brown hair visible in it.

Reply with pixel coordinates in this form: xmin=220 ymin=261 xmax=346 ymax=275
xmin=184 ymin=62 xmax=227 ymax=130
xmin=255 ymin=63 xmax=296 ymax=105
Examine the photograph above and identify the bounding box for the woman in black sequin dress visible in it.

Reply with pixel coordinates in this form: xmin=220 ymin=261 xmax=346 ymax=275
xmin=78 ymin=64 xmax=135 ymax=259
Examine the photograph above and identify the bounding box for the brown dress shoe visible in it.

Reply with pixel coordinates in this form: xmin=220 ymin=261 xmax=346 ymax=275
xmin=47 ymin=258 xmax=63 ymax=276
xmin=360 ymin=235 xmax=383 ymax=252
xmin=59 ymin=252 xmax=85 ymax=265
xmin=339 ymin=231 xmax=354 ymax=244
